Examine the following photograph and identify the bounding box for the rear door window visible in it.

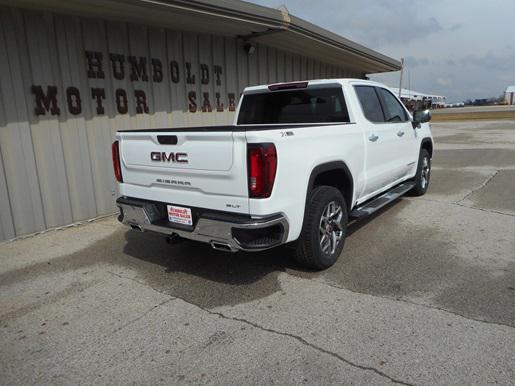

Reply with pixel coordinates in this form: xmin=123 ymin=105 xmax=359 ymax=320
xmin=376 ymin=88 xmax=408 ymax=122
xmin=354 ymin=86 xmax=385 ymax=123
xmin=237 ymin=87 xmax=350 ymax=124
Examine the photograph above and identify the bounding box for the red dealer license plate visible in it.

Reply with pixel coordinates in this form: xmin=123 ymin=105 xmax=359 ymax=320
xmin=167 ymin=205 xmax=193 ymax=226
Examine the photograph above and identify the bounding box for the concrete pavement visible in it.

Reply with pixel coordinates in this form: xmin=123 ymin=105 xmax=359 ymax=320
xmin=1 ymin=120 xmax=514 ymax=385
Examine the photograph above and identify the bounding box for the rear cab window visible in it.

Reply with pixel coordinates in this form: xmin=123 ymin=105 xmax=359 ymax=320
xmin=237 ymin=85 xmax=350 ymax=125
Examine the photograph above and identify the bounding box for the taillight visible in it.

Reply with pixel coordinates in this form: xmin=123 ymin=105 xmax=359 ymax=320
xmin=247 ymin=143 xmax=277 ymax=198
xmin=112 ymin=140 xmax=123 ymax=183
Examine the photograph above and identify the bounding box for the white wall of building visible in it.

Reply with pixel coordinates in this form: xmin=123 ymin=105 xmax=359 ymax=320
xmin=505 ymin=86 xmax=515 ymax=104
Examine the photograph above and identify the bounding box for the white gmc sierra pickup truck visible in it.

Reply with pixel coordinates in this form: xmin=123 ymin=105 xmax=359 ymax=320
xmin=112 ymin=79 xmax=433 ymax=270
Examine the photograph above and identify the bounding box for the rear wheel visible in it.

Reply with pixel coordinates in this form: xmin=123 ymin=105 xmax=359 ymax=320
xmin=410 ymin=148 xmax=431 ymax=196
xmin=294 ymin=186 xmax=347 ymax=270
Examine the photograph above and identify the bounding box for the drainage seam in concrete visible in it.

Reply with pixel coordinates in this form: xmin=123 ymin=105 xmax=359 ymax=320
xmin=412 ymin=197 xmax=515 ymax=218
xmin=455 ymin=170 xmax=500 ymax=204
xmin=111 ymin=298 xmax=174 ymax=334
xmin=104 ymin=270 xmax=413 ymax=385
xmin=313 ymin=279 xmax=515 ymax=330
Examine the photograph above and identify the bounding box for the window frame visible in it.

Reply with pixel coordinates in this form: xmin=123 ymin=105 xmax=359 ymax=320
xmin=353 ymin=84 xmax=412 ymax=125
xmin=375 ymin=87 xmax=409 ymax=123
xmin=353 ymin=85 xmax=387 ymax=124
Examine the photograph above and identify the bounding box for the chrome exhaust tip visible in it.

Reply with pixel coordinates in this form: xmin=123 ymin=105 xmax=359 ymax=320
xmin=129 ymin=224 xmax=143 ymax=232
xmin=210 ymin=241 xmax=237 ymax=252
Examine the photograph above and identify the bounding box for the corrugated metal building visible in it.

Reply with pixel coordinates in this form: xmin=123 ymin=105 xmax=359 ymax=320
xmin=0 ymin=0 xmax=400 ymax=241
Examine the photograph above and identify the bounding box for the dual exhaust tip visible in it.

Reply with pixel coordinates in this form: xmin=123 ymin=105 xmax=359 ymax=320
xmin=128 ymin=224 xmax=269 ymax=252
xmin=130 ymin=224 xmax=236 ymax=252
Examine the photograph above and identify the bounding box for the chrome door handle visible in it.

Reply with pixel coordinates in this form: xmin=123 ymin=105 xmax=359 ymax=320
xmin=369 ymin=134 xmax=379 ymax=142
xmin=397 ymin=131 xmax=405 ymax=137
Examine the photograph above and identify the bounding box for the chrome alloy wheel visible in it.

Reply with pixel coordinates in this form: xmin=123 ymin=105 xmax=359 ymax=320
xmin=421 ymin=156 xmax=431 ymax=189
xmin=319 ymin=201 xmax=344 ymax=255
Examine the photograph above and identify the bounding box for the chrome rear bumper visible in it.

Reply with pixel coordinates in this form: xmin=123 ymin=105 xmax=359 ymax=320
xmin=116 ymin=197 xmax=288 ymax=252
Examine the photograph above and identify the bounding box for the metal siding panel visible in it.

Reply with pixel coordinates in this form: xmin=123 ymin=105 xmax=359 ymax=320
xmin=236 ymin=39 xmax=248 ymax=97
xmin=333 ymin=65 xmax=339 ymax=78
xmin=105 ymin=21 xmax=135 ymax=129
xmin=326 ymin=63 xmax=332 ymax=78
xmin=293 ymin=55 xmax=301 ymax=81
xmin=315 ymin=61 xmax=324 ymax=79
xmin=284 ymin=53 xmax=293 ymax=81
xmin=212 ymin=36 xmax=230 ymax=124
xmin=276 ymin=50 xmax=285 ymax=82
xmin=23 ymin=11 xmax=74 ymax=228
xmin=0 ymin=40 xmax=14 ymax=240
xmin=54 ymin=15 xmax=98 ymax=221
xmin=183 ymin=32 xmax=202 ymax=126
xmin=311 ymin=59 xmax=317 ymax=78
xmin=198 ymin=34 xmax=215 ymax=126
xmin=166 ymin=29 xmax=188 ymax=127
xmin=306 ymin=57 xmax=314 ymax=80
xmin=148 ymin=27 xmax=171 ymax=128
xmin=310 ymin=59 xmax=316 ymax=78
xmin=267 ymin=47 xmax=277 ymax=84
xmin=0 ymin=8 xmax=46 ymax=238
xmin=128 ymin=24 xmax=153 ymax=129
xmin=321 ymin=63 xmax=328 ymax=78
xmin=81 ymin=18 xmax=117 ymax=215
xmin=0 ymin=145 xmax=15 ymax=240
xmin=258 ymin=44 xmax=268 ymax=85
xmin=327 ymin=64 xmax=334 ymax=78
xmin=224 ymin=37 xmax=238 ymax=121
xmin=248 ymin=42 xmax=258 ymax=87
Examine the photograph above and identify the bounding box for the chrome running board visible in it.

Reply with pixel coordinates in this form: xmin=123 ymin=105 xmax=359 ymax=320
xmin=350 ymin=182 xmax=415 ymax=219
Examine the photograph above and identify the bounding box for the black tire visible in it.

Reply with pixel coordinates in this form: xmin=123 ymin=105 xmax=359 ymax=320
xmin=294 ymin=186 xmax=348 ymax=270
xmin=410 ymin=148 xmax=431 ymax=196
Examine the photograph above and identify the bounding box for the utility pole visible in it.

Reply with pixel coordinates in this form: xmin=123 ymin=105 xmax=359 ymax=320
xmin=398 ymin=58 xmax=404 ymax=99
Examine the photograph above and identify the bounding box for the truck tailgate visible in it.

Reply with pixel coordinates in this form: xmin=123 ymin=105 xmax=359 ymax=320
xmin=117 ymin=130 xmax=249 ymax=214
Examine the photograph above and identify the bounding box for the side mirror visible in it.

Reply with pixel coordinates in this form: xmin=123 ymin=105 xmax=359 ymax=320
xmin=412 ymin=109 xmax=431 ymax=128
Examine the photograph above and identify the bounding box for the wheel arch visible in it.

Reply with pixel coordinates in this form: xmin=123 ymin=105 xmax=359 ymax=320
xmin=421 ymin=137 xmax=433 ymax=158
xmin=306 ymin=161 xmax=354 ymax=212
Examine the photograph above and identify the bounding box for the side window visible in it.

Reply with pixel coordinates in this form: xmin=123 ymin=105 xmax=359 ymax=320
xmin=354 ymin=86 xmax=385 ymax=123
xmin=376 ymin=88 xmax=408 ymax=122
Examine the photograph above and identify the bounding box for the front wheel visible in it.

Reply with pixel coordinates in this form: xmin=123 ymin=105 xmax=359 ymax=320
xmin=410 ymin=148 xmax=431 ymax=196
xmin=294 ymin=186 xmax=348 ymax=270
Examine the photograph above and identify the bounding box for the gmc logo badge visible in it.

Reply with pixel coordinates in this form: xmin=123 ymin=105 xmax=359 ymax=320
xmin=150 ymin=152 xmax=188 ymax=163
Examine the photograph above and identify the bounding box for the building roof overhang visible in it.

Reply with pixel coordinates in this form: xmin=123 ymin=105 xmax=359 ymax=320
xmin=3 ymin=0 xmax=401 ymax=74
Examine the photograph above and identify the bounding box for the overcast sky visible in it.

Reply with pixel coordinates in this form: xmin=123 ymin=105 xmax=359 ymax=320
xmin=249 ymin=0 xmax=515 ymax=102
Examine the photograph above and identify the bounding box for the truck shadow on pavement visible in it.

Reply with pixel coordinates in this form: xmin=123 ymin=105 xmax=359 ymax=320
xmin=122 ymin=230 xmax=295 ymax=309
xmin=120 ymin=199 xmax=404 ymax=310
